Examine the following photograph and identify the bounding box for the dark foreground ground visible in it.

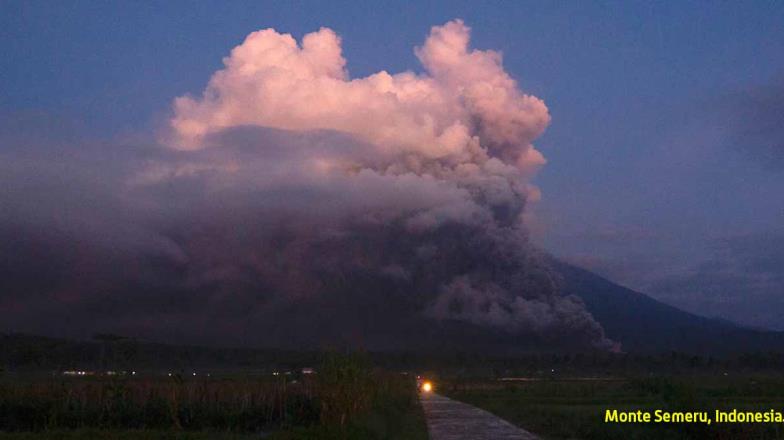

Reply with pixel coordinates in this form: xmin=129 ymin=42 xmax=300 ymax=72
xmin=0 ymin=353 xmax=428 ymax=440
xmin=444 ymin=375 xmax=784 ymax=439
xmin=0 ymin=431 xmax=255 ymax=439
xmin=5 ymin=344 xmax=784 ymax=439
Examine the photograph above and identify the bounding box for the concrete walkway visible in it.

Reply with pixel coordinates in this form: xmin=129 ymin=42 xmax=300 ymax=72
xmin=420 ymin=392 xmax=540 ymax=440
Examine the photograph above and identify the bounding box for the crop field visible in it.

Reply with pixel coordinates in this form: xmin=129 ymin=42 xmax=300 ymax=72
xmin=444 ymin=375 xmax=784 ymax=439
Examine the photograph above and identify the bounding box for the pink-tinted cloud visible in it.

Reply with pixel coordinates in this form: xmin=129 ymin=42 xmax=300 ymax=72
xmin=170 ymin=20 xmax=549 ymax=179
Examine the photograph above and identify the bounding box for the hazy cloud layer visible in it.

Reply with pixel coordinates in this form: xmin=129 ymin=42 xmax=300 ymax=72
xmin=649 ymin=232 xmax=784 ymax=331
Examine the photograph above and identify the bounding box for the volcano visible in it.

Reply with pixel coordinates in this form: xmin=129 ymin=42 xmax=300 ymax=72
xmin=553 ymin=259 xmax=784 ymax=354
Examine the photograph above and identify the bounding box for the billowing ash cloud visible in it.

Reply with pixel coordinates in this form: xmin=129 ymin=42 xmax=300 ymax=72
xmin=0 ymin=21 xmax=615 ymax=351
xmin=169 ymin=20 xmax=549 ymax=177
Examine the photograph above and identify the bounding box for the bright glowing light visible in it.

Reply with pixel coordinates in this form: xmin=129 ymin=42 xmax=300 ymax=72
xmin=422 ymin=381 xmax=433 ymax=392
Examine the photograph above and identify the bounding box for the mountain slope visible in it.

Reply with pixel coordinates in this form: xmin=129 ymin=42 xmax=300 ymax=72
xmin=554 ymin=260 xmax=784 ymax=354
xmin=3 ymin=260 xmax=782 ymax=358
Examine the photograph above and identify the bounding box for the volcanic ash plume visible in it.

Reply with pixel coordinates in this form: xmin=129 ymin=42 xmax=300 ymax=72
xmin=0 ymin=21 xmax=615 ymax=351
xmin=158 ymin=20 xmax=614 ymax=350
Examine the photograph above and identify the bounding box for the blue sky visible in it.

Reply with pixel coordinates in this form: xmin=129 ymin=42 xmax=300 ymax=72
xmin=2 ymin=1 xmax=783 ymax=329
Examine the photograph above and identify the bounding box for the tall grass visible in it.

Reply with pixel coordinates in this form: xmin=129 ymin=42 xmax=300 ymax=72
xmin=275 ymin=353 xmax=426 ymax=440
xmin=0 ymin=374 xmax=316 ymax=433
xmin=0 ymin=352 xmax=426 ymax=439
xmin=316 ymin=351 xmax=373 ymax=427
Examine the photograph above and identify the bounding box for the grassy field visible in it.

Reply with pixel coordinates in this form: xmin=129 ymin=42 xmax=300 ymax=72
xmin=270 ymin=382 xmax=427 ymax=440
xmin=0 ymin=353 xmax=427 ymax=440
xmin=444 ymin=375 xmax=784 ymax=439
xmin=0 ymin=430 xmax=258 ymax=439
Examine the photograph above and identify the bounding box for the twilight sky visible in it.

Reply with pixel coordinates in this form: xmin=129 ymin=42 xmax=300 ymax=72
xmin=2 ymin=1 xmax=783 ymax=332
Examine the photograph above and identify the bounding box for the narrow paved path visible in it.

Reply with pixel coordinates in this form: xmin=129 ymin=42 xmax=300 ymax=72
xmin=420 ymin=392 xmax=539 ymax=440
